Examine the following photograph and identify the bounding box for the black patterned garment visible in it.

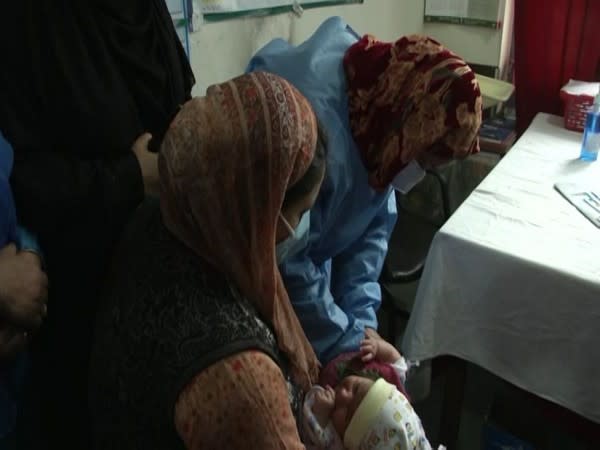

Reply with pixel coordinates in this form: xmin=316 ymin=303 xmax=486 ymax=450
xmin=89 ymin=199 xmax=301 ymax=449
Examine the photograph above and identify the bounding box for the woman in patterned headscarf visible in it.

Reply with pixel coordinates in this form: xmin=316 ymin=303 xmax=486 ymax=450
xmin=248 ymin=17 xmax=482 ymax=367
xmin=90 ymin=72 xmax=326 ymax=449
xmin=344 ymin=33 xmax=482 ymax=190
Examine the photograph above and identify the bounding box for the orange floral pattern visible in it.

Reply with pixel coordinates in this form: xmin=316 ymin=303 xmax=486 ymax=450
xmin=344 ymin=34 xmax=482 ymax=190
xmin=175 ymin=351 xmax=305 ymax=449
xmin=160 ymin=72 xmax=320 ymax=390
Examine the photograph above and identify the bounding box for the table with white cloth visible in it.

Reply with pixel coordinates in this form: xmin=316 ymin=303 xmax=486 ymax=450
xmin=402 ymin=113 xmax=600 ymax=424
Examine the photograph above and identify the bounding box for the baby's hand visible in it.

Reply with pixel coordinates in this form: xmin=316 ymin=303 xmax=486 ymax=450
xmin=361 ymin=332 xmax=402 ymax=364
xmin=360 ymin=335 xmax=379 ymax=362
xmin=364 ymin=327 xmax=381 ymax=340
xmin=312 ymin=386 xmax=336 ymax=427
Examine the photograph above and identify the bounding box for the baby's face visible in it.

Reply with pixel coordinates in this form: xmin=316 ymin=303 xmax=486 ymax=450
xmin=331 ymin=375 xmax=374 ymax=437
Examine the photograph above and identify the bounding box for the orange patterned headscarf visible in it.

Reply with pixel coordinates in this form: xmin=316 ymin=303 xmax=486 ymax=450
xmin=344 ymin=34 xmax=482 ymax=190
xmin=159 ymin=72 xmax=319 ymax=388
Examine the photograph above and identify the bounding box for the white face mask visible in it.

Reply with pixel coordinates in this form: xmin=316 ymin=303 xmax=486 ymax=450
xmin=276 ymin=211 xmax=310 ymax=264
xmin=391 ymin=160 xmax=426 ymax=194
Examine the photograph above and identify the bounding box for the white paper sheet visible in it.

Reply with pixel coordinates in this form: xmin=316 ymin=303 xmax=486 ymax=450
xmin=425 ymin=0 xmax=500 ymax=21
xmin=166 ymin=0 xmax=190 ymax=57
xmin=561 ymin=79 xmax=600 ymax=97
xmin=425 ymin=0 xmax=468 ymax=17
xmin=555 ymin=182 xmax=600 ymax=228
xmin=200 ymin=0 xmax=326 ymax=14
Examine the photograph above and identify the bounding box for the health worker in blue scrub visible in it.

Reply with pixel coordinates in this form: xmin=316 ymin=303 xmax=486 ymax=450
xmin=248 ymin=17 xmax=482 ymax=364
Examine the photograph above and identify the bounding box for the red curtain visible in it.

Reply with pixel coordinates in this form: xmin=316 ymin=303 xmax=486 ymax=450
xmin=514 ymin=0 xmax=600 ymax=134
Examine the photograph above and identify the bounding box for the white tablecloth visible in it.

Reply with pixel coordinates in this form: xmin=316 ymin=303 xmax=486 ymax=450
xmin=402 ymin=113 xmax=600 ymax=423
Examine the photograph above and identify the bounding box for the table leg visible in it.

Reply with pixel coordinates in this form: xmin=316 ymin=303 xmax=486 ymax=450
xmin=438 ymin=357 xmax=466 ymax=450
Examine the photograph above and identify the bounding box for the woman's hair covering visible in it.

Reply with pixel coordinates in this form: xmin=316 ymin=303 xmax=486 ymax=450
xmin=160 ymin=72 xmax=320 ymax=389
xmin=344 ymin=34 xmax=482 ymax=190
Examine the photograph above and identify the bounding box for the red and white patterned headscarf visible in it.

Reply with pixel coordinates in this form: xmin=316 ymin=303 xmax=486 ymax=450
xmin=159 ymin=72 xmax=319 ymax=388
xmin=344 ymin=34 xmax=483 ymax=190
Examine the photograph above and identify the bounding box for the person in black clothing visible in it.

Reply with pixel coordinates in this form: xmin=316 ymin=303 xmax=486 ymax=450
xmin=0 ymin=1 xmax=194 ymax=447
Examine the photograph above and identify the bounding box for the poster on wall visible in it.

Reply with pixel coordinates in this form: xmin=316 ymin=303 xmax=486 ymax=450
xmin=424 ymin=0 xmax=503 ymax=28
xmin=166 ymin=0 xmax=191 ymax=57
xmin=199 ymin=0 xmax=362 ymax=21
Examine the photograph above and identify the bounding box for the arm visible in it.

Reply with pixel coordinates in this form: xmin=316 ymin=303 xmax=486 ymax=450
xmin=16 ymin=226 xmax=42 ymax=256
xmin=10 ymin=133 xmax=156 ymax=245
xmin=280 ymin=192 xmax=396 ymax=364
xmin=310 ymin=386 xmax=336 ymax=428
xmin=360 ymin=334 xmax=402 ymax=364
xmin=302 ymin=386 xmax=344 ymax=450
xmin=11 ymin=147 xmax=145 ymax=241
xmin=174 ymin=351 xmax=305 ymax=450
xmin=360 ymin=331 xmax=408 ymax=383
xmin=330 ymin=191 xmax=397 ymax=329
xmin=280 ymin=256 xmax=363 ymax=364
xmin=0 ymin=244 xmax=47 ymax=330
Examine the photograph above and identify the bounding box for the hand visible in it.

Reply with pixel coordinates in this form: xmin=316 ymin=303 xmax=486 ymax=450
xmin=360 ymin=334 xmax=380 ymax=363
xmin=0 ymin=323 xmax=28 ymax=362
xmin=361 ymin=332 xmax=402 ymax=364
xmin=132 ymin=132 xmax=159 ymax=197
xmin=312 ymin=385 xmax=336 ymax=427
xmin=0 ymin=244 xmax=48 ymax=330
xmin=364 ymin=327 xmax=381 ymax=340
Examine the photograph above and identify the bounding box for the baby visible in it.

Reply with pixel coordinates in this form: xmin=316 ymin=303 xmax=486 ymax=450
xmin=302 ymin=330 xmax=441 ymax=450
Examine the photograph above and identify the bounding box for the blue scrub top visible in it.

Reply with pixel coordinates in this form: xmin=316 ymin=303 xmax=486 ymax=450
xmin=248 ymin=17 xmax=397 ymax=363
xmin=0 ymin=131 xmax=17 ymax=247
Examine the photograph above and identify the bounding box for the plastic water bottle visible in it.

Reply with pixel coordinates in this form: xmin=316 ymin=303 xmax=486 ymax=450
xmin=580 ymin=89 xmax=600 ymax=162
